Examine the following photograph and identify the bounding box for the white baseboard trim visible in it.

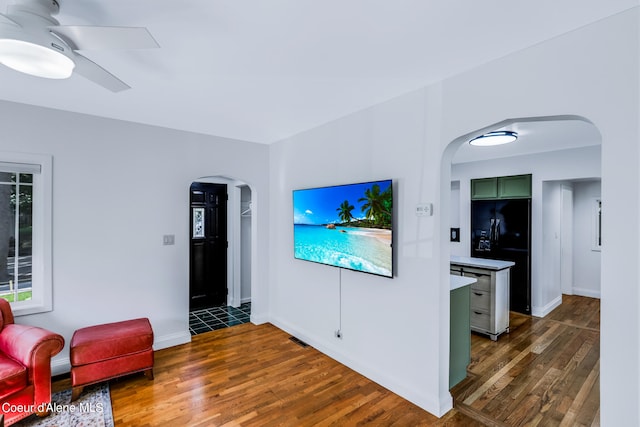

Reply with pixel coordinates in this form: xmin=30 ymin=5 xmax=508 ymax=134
xmin=268 ymin=315 xmax=446 ymax=418
xmin=250 ymin=313 xmax=268 ymax=325
xmin=439 ymin=393 xmax=454 ymax=418
xmin=532 ymin=295 xmax=562 ymax=318
xmin=572 ymin=287 xmax=601 ymax=299
xmin=154 ymin=330 xmax=192 ymax=351
xmin=50 ymin=329 xmax=192 ymax=377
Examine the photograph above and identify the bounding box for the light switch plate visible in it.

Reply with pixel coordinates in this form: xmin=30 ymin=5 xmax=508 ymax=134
xmin=416 ymin=203 xmax=433 ymax=217
xmin=163 ymin=234 xmax=175 ymax=245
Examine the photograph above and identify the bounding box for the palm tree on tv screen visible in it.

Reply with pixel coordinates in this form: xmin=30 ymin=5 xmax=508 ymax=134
xmin=336 ymin=200 xmax=355 ymax=224
xmin=358 ymin=184 xmax=391 ymax=227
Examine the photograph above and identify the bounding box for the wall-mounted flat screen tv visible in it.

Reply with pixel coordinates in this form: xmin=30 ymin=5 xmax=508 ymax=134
xmin=293 ymin=179 xmax=393 ymax=278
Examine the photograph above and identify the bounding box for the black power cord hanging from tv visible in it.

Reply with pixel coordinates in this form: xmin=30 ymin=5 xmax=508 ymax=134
xmin=336 ymin=268 xmax=343 ymax=339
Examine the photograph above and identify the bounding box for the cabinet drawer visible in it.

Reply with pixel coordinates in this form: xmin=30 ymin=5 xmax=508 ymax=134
xmin=464 ymin=272 xmax=491 ymax=291
xmin=470 ymin=289 xmax=491 ymax=311
xmin=471 ymin=309 xmax=491 ymax=331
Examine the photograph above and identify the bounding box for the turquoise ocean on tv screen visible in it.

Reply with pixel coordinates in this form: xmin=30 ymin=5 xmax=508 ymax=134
xmin=294 ymin=224 xmax=392 ymax=277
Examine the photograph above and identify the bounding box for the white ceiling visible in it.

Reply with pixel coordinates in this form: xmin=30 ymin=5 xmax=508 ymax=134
xmin=0 ymin=0 xmax=635 ymax=144
xmin=452 ymin=119 xmax=602 ymax=164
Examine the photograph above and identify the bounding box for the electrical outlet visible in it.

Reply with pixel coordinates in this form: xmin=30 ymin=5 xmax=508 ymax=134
xmin=335 ymin=330 xmax=342 ymax=339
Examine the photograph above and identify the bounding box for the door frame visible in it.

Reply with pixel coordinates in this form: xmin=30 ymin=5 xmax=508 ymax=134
xmin=560 ymin=183 xmax=574 ymax=295
xmin=190 ymin=176 xmax=253 ymax=308
xmin=189 ymin=181 xmax=229 ymax=309
xmin=440 ymin=114 xmax=601 ymax=401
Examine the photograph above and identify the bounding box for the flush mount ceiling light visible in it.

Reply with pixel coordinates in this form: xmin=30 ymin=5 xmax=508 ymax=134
xmin=0 ymin=38 xmax=75 ymax=79
xmin=469 ymin=131 xmax=518 ymax=147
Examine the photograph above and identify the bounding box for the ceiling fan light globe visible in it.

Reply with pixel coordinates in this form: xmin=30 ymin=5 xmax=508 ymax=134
xmin=0 ymin=38 xmax=74 ymax=79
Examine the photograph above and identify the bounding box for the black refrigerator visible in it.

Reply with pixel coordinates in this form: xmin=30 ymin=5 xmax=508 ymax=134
xmin=471 ymin=199 xmax=531 ymax=315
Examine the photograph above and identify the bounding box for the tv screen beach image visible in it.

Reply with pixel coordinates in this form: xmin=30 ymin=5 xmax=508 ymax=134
xmin=293 ymin=180 xmax=393 ymax=277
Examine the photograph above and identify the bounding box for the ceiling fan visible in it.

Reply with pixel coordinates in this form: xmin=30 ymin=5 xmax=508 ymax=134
xmin=0 ymin=0 xmax=159 ymax=92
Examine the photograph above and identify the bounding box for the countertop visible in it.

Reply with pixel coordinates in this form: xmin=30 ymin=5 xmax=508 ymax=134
xmin=450 ymin=274 xmax=477 ymax=291
xmin=450 ymin=255 xmax=515 ymax=270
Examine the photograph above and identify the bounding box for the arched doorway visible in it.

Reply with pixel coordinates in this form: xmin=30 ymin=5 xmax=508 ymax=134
xmin=188 ymin=175 xmax=254 ymax=330
xmin=441 ymin=115 xmax=602 ymax=421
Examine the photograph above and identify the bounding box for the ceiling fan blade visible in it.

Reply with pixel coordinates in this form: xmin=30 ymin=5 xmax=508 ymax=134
xmin=49 ymin=26 xmax=159 ymax=50
xmin=0 ymin=14 xmax=20 ymax=26
xmin=72 ymin=53 xmax=130 ymax=92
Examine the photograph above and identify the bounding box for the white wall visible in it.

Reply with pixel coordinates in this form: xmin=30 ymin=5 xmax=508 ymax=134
xmin=0 ymin=101 xmax=270 ymax=373
xmin=443 ymin=12 xmax=638 ymax=425
xmin=573 ymin=180 xmax=602 ymax=297
xmin=450 ymin=146 xmax=601 ymax=316
xmin=270 ymin=87 xmax=447 ymax=413
xmin=270 ymin=9 xmax=638 ymax=425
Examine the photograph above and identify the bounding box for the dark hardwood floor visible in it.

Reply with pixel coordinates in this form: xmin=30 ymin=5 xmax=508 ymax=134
xmin=51 ymin=294 xmax=599 ymax=426
xmin=451 ymin=294 xmax=600 ymax=426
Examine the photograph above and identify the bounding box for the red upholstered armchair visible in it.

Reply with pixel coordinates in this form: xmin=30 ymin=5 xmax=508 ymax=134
xmin=0 ymin=299 xmax=64 ymax=426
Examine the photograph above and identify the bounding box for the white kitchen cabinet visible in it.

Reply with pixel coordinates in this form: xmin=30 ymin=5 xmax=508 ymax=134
xmin=451 ymin=256 xmax=514 ymax=341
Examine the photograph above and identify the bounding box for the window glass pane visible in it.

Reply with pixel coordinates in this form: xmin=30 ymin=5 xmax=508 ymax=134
xmin=0 ymin=172 xmax=13 ymax=184
xmin=0 ymin=178 xmax=14 ymax=299
xmin=0 ymin=155 xmax=50 ymax=313
xmin=19 ymin=184 xmax=32 ymax=258
xmin=15 ymin=177 xmax=32 ymax=301
xmin=0 ymin=173 xmax=33 ymax=303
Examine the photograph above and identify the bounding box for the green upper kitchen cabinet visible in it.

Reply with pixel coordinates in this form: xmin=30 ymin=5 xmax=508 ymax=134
xmin=471 ymin=174 xmax=531 ymax=200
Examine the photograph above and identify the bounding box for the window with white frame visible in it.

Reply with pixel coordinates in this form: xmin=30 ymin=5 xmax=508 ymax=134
xmin=0 ymin=153 xmax=52 ymax=315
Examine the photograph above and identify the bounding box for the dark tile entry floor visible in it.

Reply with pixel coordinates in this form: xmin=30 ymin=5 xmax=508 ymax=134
xmin=189 ymin=302 xmax=251 ymax=335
